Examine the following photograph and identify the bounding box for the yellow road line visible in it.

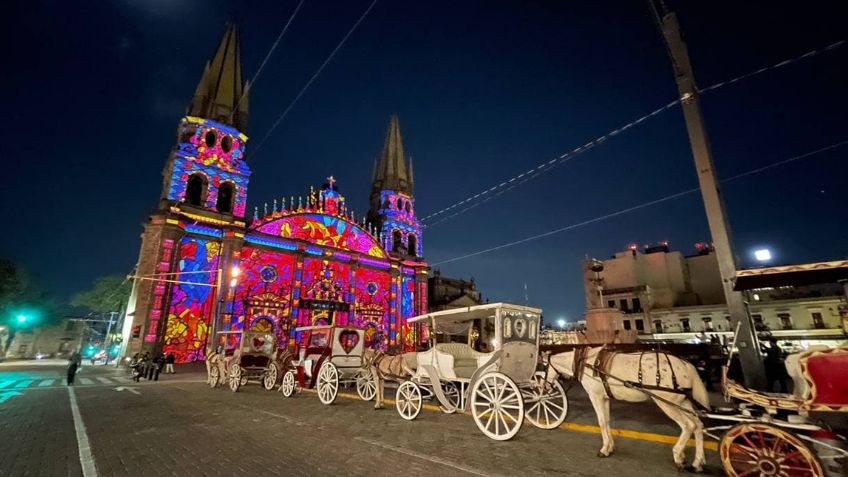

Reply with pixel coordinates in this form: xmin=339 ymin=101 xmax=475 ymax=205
xmin=299 ymin=388 xmax=718 ymax=451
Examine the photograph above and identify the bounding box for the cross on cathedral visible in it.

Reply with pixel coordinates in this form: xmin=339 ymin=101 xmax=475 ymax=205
xmin=326 ymin=175 xmax=336 ymax=190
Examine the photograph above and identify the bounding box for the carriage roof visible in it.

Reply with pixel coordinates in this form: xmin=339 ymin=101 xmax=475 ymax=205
xmin=408 ymin=302 xmax=542 ymax=325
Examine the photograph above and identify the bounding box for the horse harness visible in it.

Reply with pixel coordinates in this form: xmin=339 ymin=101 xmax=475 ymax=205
xmin=575 ymin=345 xmax=685 ymax=400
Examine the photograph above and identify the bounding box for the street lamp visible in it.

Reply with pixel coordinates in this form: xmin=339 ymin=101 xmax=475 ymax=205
xmin=17 ymin=315 xmax=27 ymax=323
xmin=557 ymin=318 xmax=566 ymax=330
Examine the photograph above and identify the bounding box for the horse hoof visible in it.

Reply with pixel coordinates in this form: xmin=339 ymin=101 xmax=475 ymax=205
xmin=374 ymin=404 xmax=385 ymax=410
xmin=683 ymin=465 xmax=703 ymax=474
xmin=597 ymin=452 xmax=609 ymax=458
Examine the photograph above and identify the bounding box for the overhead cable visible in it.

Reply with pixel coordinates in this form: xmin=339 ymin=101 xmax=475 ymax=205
xmin=429 ymin=139 xmax=848 ymax=266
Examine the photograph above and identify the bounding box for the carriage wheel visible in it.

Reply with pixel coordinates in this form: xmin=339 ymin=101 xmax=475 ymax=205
xmin=471 ymin=372 xmax=525 ymax=441
xmin=720 ymin=423 xmax=823 ymax=477
xmin=440 ymin=381 xmax=461 ymax=414
xmin=208 ymin=365 xmax=219 ymax=388
xmin=525 ymin=373 xmax=568 ymax=429
xmin=228 ymin=364 xmax=242 ymax=393
xmin=396 ymin=381 xmax=423 ymax=421
xmin=356 ymin=369 xmax=376 ymax=401
xmin=263 ymin=363 xmax=279 ymax=391
xmin=280 ymin=370 xmax=296 ymax=397
xmin=317 ymin=362 xmax=339 ymax=405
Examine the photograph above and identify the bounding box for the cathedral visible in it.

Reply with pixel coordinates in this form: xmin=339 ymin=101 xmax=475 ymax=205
xmin=124 ymin=25 xmax=428 ymax=363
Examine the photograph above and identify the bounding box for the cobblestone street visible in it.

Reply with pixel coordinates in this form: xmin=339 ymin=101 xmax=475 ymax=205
xmin=0 ymin=361 xmax=723 ymax=476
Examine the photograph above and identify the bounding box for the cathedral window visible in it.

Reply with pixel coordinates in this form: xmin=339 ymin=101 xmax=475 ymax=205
xmin=221 ymin=135 xmax=233 ymax=153
xmin=185 ymin=173 xmax=208 ymax=206
xmin=397 ymin=198 xmax=404 ymax=210
xmin=205 ymin=130 xmax=217 ymax=148
xmin=405 ymin=201 xmax=411 ymax=213
xmin=392 ymin=230 xmax=403 ymax=252
xmin=407 ymin=235 xmax=417 ymax=256
xmin=216 ymin=182 xmax=235 ymax=214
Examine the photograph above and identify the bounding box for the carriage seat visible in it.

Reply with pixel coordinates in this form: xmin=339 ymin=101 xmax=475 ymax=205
xmin=434 ymin=344 xmax=493 ymax=379
xmin=241 ymin=355 xmax=271 ymax=369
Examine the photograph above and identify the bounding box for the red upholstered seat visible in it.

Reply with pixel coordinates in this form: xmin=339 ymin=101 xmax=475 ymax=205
xmin=803 ymin=349 xmax=848 ymax=408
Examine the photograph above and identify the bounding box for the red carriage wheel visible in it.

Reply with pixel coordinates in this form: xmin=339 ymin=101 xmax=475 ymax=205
xmin=720 ymin=423 xmax=823 ymax=477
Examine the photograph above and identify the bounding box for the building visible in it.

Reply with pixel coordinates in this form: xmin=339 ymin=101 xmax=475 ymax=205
xmin=4 ymin=319 xmax=88 ymax=359
xmin=123 ymin=25 xmax=428 ymax=363
xmin=583 ymin=243 xmax=847 ymax=348
xmin=427 ymin=270 xmax=483 ymax=311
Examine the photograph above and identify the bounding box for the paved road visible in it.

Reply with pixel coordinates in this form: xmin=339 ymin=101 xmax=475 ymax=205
xmin=0 ymin=361 xmax=721 ymax=476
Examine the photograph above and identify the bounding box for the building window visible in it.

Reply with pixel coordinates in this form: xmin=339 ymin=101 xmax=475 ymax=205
xmin=623 ymin=320 xmax=631 ymax=330
xmin=681 ymin=318 xmax=691 ymax=332
xmin=65 ymin=321 xmax=76 ymax=332
xmin=407 ymin=235 xmax=417 ymax=256
xmin=392 ymin=230 xmax=403 ymax=252
xmin=18 ymin=345 xmax=27 ymax=355
xmin=811 ymin=312 xmax=825 ymax=329
xmin=653 ymin=320 xmax=663 ymax=333
xmin=185 ymin=173 xmax=208 ymax=206
xmin=702 ymin=317 xmax=713 ymax=331
xmin=632 ymin=297 xmax=642 ymax=312
xmin=778 ymin=313 xmax=793 ymax=330
xmin=752 ymin=314 xmax=766 ymax=331
xmin=216 ymin=182 xmax=235 ymax=214
xmin=619 ymin=299 xmax=629 ymax=312
xmin=607 ymin=300 xmax=615 ymax=309
xmin=635 ymin=319 xmax=644 ymax=332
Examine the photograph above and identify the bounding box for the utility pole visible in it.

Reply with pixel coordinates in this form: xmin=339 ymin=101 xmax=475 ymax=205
xmin=649 ymin=2 xmax=765 ymax=388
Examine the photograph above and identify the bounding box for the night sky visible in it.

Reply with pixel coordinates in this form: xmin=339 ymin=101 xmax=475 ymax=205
xmin=3 ymin=1 xmax=846 ymax=323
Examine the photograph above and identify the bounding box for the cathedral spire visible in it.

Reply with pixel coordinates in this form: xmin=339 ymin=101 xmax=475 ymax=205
xmin=372 ymin=115 xmax=413 ymax=195
xmin=187 ymin=23 xmax=249 ymax=131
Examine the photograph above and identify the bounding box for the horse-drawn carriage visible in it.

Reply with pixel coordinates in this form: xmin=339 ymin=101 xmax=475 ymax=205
xmin=206 ymin=328 xmax=292 ymax=392
xmin=388 ymin=303 xmax=568 ymax=441
xmin=278 ymin=325 xmax=375 ymax=404
xmin=712 ymin=347 xmax=848 ymax=477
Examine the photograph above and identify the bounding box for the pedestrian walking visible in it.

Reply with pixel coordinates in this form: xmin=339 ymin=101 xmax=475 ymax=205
xmin=165 ymin=352 xmax=175 ymax=374
xmin=67 ymin=356 xmax=79 ymax=385
xmin=151 ymin=353 xmax=164 ymax=381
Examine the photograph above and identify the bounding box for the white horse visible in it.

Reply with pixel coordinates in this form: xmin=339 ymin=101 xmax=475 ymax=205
xmin=550 ymin=347 xmax=710 ymax=472
xmin=362 ymin=349 xmax=416 ymax=409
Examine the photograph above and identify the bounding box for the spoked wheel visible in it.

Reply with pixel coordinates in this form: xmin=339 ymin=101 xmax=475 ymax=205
xmin=208 ymin=364 xmax=219 ymax=388
xmin=263 ymin=363 xmax=279 ymax=391
xmin=720 ymin=423 xmax=823 ymax=477
xmin=279 ymin=370 xmax=296 ymax=397
xmin=440 ymin=381 xmax=461 ymax=414
xmin=316 ymin=362 xmax=339 ymax=405
xmin=356 ymin=369 xmax=377 ymax=401
xmin=228 ymin=364 xmax=242 ymax=393
xmin=525 ymin=373 xmax=568 ymax=429
xmin=471 ymin=372 xmax=525 ymax=441
xmin=396 ymin=381 xmax=423 ymax=421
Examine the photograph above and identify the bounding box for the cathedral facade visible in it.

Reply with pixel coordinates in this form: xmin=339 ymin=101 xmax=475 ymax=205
xmin=124 ymin=25 xmax=428 ymax=363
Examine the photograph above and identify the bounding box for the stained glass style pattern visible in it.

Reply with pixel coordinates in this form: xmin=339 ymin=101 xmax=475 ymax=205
xmin=164 ymin=237 xmax=220 ymax=362
xmin=255 ymin=214 xmax=385 ymax=258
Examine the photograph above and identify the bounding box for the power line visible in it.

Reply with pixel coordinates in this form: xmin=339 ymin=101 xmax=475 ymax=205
xmin=248 ymin=0 xmax=379 ymax=160
xmin=230 ymin=0 xmax=307 ymax=120
xmin=420 ymin=39 xmax=845 ymax=225
xmin=429 ymin=139 xmax=848 ymax=267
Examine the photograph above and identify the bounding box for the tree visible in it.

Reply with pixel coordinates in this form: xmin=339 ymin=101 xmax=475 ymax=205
xmin=71 ymin=275 xmax=132 ymax=316
xmin=0 ymin=258 xmax=29 ymax=316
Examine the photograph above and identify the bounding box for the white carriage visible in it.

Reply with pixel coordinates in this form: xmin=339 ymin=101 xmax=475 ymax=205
xmin=395 ymin=303 xmax=568 ymax=440
xmin=279 ymin=325 xmax=373 ymax=404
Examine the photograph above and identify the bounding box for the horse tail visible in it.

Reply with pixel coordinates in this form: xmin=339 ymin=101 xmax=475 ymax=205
xmin=687 ymin=360 xmax=711 ymax=411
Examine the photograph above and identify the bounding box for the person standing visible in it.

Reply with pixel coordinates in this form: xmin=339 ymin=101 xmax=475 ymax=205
xmin=67 ymin=356 xmax=79 ymax=385
xmin=165 ymin=352 xmax=175 ymax=374
xmin=764 ymin=338 xmax=789 ymax=393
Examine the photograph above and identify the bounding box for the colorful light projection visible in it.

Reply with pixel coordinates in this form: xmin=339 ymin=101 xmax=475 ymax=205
xmin=376 ymin=190 xmax=422 ymax=257
xmin=255 ymin=213 xmax=385 ymax=258
xmin=354 ymin=267 xmax=391 ymax=349
xmin=166 ymin=117 xmax=251 ymax=217
xmin=229 ymin=247 xmax=296 ymax=341
xmin=164 ymin=237 xmax=221 ymax=363
xmin=298 ymin=258 xmax=351 ymax=326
